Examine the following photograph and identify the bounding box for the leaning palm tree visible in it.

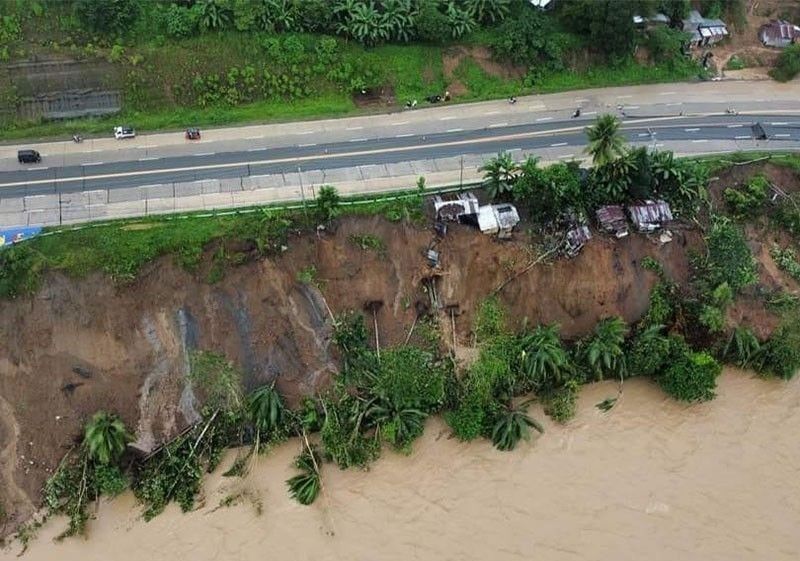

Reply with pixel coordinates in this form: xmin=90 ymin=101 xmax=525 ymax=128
xmin=519 ymin=324 xmax=571 ymax=391
xmin=83 ymin=412 xmax=131 ymax=465
xmin=480 ymin=151 xmax=519 ymax=200
xmin=491 ymin=401 xmax=544 ymax=451
xmin=582 ymin=317 xmax=629 ymax=381
xmin=585 ymin=114 xmax=626 ymax=167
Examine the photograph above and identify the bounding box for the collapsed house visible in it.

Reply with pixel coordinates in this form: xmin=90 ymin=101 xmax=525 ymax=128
xmin=560 ymin=210 xmax=592 ymax=257
xmin=627 ymin=200 xmax=673 ymax=232
xmin=595 ymin=205 xmax=630 ymax=238
xmin=433 ymin=191 xmax=520 ymax=237
xmin=683 ymin=10 xmax=729 ymax=48
xmin=760 ymin=20 xmax=800 ymax=48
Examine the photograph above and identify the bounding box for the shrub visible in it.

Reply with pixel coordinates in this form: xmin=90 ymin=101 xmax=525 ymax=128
xmin=699 ymin=217 xmax=757 ymax=293
xmin=658 ymin=340 xmax=721 ymax=402
xmin=316 ymin=185 xmax=340 ymax=222
xmin=473 ymin=297 xmax=508 ymax=342
xmin=163 ymin=4 xmax=198 ymax=38
xmin=74 ymin=0 xmax=140 ymax=36
xmin=773 ymin=194 xmax=800 ymax=238
xmin=541 ymin=380 xmax=579 ymax=423
xmin=722 ymin=326 xmax=761 ymax=368
xmin=374 ymin=346 xmax=446 ymax=412
xmin=626 ymin=325 xmax=671 ymax=378
xmin=770 ymin=245 xmax=800 ymax=282
xmin=725 ymin=55 xmax=745 ymax=71
xmin=758 ymin=320 xmax=800 ymax=379
xmin=723 ymin=174 xmax=768 ymax=218
xmin=415 ymin=2 xmax=450 ymax=43
xmin=489 ymin=7 xmax=566 ymax=71
xmin=770 ymin=43 xmax=800 ymax=82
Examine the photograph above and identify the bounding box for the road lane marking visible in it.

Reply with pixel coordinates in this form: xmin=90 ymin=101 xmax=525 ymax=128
xmin=735 ymin=135 xmax=751 ymax=139
xmin=550 ymin=142 xmax=568 ymax=147
xmin=194 ymin=152 xmax=214 ymax=156
xmin=345 ymin=126 xmax=363 ymax=130
xmin=349 ymin=138 xmax=368 ymax=142
xmin=774 ymin=133 xmax=791 ymax=138
xmin=246 ymin=135 xmax=263 ymax=140
xmin=446 ymin=128 xmax=463 ymax=133
xmin=685 ymin=128 xmax=700 ymax=132
xmin=536 ymin=117 xmax=553 ymax=122
xmin=84 ymin=162 xmax=104 ymax=166
xmin=27 ymin=167 xmax=49 ymax=170
xmin=139 ymin=157 xmax=159 ymax=161
xmin=575 ymin=98 xmax=589 ymax=102
xmin=439 ymin=116 xmax=456 ymax=120
xmin=299 ymin=143 xmax=317 ymax=147
xmin=247 ymin=148 xmax=263 ymax=152
xmin=485 ymin=110 xmax=501 ymax=115
xmin=771 ymin=122 xmax=789 ymax=125
xmin=583 ymin=111 xmax=597 ymax=116
xmin=390 ymin=121 xmax=409 ymax=126
xmin=638 ymin=133 xmax=650 ymax=137
xmin=396 ymin=133 xmax=414 ymax=137
xmin=659 ymin=92 xmax=676 ymax=95
xmin=727 ymin=124 xmax=743 ymax=128
xmin=558 ymin=154 xmax=575 ymax=159
xmin=0 ymin=114 xmax=767 ymax=189
xmin=692 ymin=139 xmax=708 ymax=143
xmin=666 ymin=102 xmax=682 ymax=106
xmin=616 ymin=95 xmax=632 ymax=99
xmin=296 ymin=130 xmax=315 ymax=135
xmin=627 ymin=105 xmax=640 ymax=109
xmin=488 ymin=122 xmax=508 ymax=128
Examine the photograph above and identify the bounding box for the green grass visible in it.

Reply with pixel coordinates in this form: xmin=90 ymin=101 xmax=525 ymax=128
xmin=533 ymin=60 xmax=701 ymax=94
xmin=1 ymin=28 xmax=703 ymax=142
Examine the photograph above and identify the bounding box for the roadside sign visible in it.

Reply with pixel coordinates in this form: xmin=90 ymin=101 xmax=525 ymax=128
xmin=0 ymin=226 xmax=42 ymax=247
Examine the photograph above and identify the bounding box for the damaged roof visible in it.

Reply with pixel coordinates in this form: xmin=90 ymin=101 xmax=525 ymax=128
xmin=628 ymin=200 xmax=673 ymax=229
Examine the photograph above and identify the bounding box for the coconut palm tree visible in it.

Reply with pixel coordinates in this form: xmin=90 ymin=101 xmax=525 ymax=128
xmin=83 ymin=412 xmax=131 ymax=465
xmin=582 ymin=317 xmax=629 ymax=381
xmin=480 ymin=151 xmax=519 ymax=200
xmin=491 ymin=401 xmax=544 ymax=451
xmin=585 ymin=114 xmax=626 ymax=167
xmin=519 ymin=324 xmax=571 ymax=392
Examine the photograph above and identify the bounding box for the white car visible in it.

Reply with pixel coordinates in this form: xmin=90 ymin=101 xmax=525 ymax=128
xmin=114 ymin=126 xmax=136 ymax=140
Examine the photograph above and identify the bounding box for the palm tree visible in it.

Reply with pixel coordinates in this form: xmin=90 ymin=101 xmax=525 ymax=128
xmin=491 ymin=401 xmax=544 ymax=451
xmin=519 ymin=324 xmax=571 ymax=391
xmin=480 ymin=151 xmax=519 ymax=200
xmin=340 ymin=1 xmax=392 ymax=46
xmin=585 ymin=114 xmax=626 ymax=167
xmin=316 ymin=185 xmax=340 ymax=222
xmin=286 ymin=448 xmax=321 ymax=505
xmin=83 ymin=412 xmax=131 ymax=465
xmin=366 ymin=396 xmax=428 ymax=448
xmin=582 ymin=317 xmax=629 ymax=381
xmin=248 ymin=383 xmax=287 ymax=444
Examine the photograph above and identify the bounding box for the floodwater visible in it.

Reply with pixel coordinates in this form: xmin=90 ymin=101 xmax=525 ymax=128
xmin=7 ymin=370 xmax=800 ymax=561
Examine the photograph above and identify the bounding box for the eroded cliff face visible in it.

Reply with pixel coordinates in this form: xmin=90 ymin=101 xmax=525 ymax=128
xmin=0 ymin=214 xmax=697 ymax=530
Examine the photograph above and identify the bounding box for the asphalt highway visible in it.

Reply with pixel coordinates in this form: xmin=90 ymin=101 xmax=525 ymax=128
xmin=2 ymin=113 xmax=799 ymax=198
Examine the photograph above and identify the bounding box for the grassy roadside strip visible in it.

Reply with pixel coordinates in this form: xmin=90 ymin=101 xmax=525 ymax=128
xmin=1 ymin=62 xmax=699 ymax=143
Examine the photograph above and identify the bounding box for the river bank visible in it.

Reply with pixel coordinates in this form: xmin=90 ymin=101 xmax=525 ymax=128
xmin=7 ymin=370 xmax=798 ymax=561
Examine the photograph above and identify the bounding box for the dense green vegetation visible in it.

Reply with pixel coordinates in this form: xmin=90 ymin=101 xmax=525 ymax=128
xmin=770 ymin=43 xmax=800 ymax=83
xmin=10 ymin=146 xmax=800 ymax=544
xmin=0 ymin=0 xmax=706 ymax=138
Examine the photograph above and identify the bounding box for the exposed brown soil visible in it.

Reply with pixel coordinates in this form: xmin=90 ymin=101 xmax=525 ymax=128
xmin=1 ymin=160 xmax=798 ymax=533
xmin=442 ymin=45 xmax=525 ymax=97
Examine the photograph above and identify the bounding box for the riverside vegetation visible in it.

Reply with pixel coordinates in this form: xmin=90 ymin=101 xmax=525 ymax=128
xmin=5 ymin=116 xmax=800 ymax=544
xmin=0 ymin=0 xmax=723 ymax=139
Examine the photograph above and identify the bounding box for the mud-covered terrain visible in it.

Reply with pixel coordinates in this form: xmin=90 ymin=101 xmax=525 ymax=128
xmin=1 ymin=159 xmax=798 ymax=533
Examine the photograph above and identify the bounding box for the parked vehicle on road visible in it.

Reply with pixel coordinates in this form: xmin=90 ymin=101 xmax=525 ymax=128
xmin=17 ymin=149 xmax=41 ymax=163
xmin=185 ymin=127 xmax=201 ymax=140
xmin=114 ymin=126 xmax=136 ymax=140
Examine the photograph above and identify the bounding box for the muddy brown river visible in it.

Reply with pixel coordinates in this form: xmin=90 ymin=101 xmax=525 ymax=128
xmin=6 ymin=370 xmax=800 ymax=561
